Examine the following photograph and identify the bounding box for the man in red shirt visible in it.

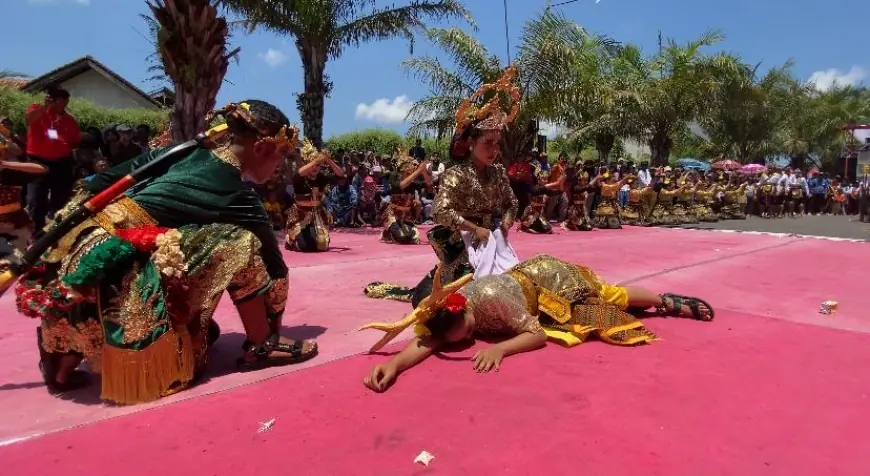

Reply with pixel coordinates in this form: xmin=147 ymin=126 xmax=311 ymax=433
xmin=25 ymin=86 xmax=81 ymax=229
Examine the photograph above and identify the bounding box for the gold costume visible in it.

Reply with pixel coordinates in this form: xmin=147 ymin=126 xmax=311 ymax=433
xmin=593 ymin=182 xmax=623 ymax=229
xmin=622 ymin=187 xmax=654 ymax=226
xmin=719 ymin=184 xmax=746 ymax=219
xmin=672 ymin=185 xmax=698 ymax=224
xmin=361 ymin=254 xmax=656 ymax=351
xmin=691 ymin=185 xmax=719 ymax=222
xmin=648 ymin=186 xmax=682 ymax=226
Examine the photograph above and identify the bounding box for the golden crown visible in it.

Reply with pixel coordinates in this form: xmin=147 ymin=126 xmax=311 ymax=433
xmin=455 ymin=65 xmax=521 ymax=135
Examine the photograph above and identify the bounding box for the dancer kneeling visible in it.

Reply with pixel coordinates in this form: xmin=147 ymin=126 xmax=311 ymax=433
xmin=285 ymin=139 xmax=344 ymax=251
xmin=360 ymin=254 xmax=713 ymax=392
xmin=381 ymin=149 xmax=431 ymax=244
xmin=12 ymin=101 xmax=318 ymax=404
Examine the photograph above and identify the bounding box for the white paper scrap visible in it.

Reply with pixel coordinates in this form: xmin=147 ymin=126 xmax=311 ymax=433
xmin=414 ymin=450 xmax=435 ymax=467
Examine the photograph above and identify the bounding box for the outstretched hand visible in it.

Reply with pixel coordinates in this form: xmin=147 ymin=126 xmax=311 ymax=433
xmin=364 ymin=364 xmax=397 ymax=393
xmin=472 ymin=347 xmax=504 ymax=373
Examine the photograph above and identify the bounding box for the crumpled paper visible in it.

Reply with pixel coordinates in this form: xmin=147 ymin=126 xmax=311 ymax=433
xmin=414 ymin=450 xmax=435 ymax=467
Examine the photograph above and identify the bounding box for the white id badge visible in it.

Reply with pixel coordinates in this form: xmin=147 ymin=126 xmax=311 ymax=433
xmin=47 ymin=129 xmax=59 ymax=140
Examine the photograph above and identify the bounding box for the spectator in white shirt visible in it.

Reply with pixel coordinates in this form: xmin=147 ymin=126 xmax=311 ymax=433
xmin=427 ymin=153 xmax=446 ymax=184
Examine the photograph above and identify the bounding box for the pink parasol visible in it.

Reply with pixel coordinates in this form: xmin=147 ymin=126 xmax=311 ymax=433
xmin=712 ymin=160 xmax=741 ymax=171
xmin=740 ymin=163 xmax=767 ymax=174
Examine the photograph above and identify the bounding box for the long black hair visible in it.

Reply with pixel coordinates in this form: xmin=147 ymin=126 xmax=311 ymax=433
xmin=224 ymin=99 xmax=290 ymax=138
xmin=424 ymin=307 xmax=465 ymax=338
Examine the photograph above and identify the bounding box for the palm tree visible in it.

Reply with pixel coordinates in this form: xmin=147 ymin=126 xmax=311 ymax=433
xmin=147 ymin=0 xmax=240 ymax=142
xmin=220 ymin=0 xmax=472 ymax=148
xmin=700 ymin=59 xmax=798 ymax=163
xmin=620 ymin=31 xmax=738 ymax=166
xmin=406 ymin=8 xmax=606 ymax=162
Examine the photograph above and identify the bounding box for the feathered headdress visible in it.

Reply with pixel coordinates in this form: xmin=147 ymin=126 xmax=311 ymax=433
xmin=455 ymin=66 xmax=521 ymax=135
xmin=358 ymin=266 xmax=473 ymax=352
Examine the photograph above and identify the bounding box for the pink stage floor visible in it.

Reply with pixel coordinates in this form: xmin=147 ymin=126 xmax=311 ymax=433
xmin=0 ymin=226 xmax=867 ymax=475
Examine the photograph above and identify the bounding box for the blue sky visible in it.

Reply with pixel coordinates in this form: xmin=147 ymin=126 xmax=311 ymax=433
xmin=4 ymin=0 xmax=867 ymax=139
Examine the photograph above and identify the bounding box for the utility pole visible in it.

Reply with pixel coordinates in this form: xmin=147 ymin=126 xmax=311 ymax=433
xmin=503 ymin=0 xmax=511 ymax=64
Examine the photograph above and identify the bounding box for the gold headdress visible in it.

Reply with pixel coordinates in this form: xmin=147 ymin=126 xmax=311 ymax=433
xmin=358 ymin=266 xmax=473 ymax=352
xmin=205 ymin=102 xmax=299 ymax=152
xmin=395 ymin=145 xmax=417 ymax=174
xmin=455 ymin=66 xmax=521 ymax=135
xmin=300 ymin=138 xmax=320 ymax=163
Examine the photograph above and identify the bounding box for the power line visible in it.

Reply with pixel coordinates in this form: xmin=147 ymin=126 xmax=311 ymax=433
xmin=550 ymin=0 xmax=583 ymax=7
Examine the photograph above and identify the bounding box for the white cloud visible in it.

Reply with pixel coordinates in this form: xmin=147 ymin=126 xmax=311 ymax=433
xmin=258 ymin=49 xmax=287 ymax=68
xmin=73 ymin=0 xmax=90 ymax=5
xmin=355 ymin=95 xmax=413 ymax=124
xmin=538 ymin=121 xmax=566 ymax=139
xmin=808 ymin=66 xmax=867 ymax=91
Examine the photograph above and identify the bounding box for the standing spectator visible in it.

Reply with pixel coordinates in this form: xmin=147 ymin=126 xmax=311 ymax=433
xmin=409 ymin=138 xmax=426 ymax=161
xmin=24 ymin=86 xmax=81 ymax=230
xmin=806 ymin=171 xmax=828 ymax=215
xmin=134 ymin=124 xmax=152 ymax=151
xmin=427 ymin=153 xmax=445 ymax=185
xmin=1 ymin=117 xmax=27 ymax=150
xmin=109 ymin=125 xmax=144 ymax=165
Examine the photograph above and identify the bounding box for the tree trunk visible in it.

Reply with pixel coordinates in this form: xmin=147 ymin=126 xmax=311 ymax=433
xmin=595 ymin=133 xmax=615 ymax=162
xmin=648 ymin=130 xmax=673 ymax=167
xmin=298 ymin=44 xmax=327 ymax=148
xmin=790 ymin=154 xmax=807 ymax=171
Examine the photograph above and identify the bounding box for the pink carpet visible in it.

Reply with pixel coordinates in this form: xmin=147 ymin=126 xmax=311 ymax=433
xmin=0 ymin=226 xmax=867 ymax=475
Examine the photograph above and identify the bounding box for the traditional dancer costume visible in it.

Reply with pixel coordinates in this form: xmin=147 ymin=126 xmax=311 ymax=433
xmin=361 ymin=254 xmax=717 ymax=354
xmin=622 ymin=177 xmax=654 ymax=226
xmin=519 ymin=175 xmax=553 ymax=234
xmin=691 ymin=182 xmax=720 ymax=222
xmin=719 ymin=181 xmax=746 ymax=220
xmin=0 ymin=123 xmax=42 ymax=252
xmin=592 ymin=174 xmax=625 ymax=229
xmin=562 ymin=171 xmax=594 ymax=231
xmin=672 ymin=179 xmax=698 ymax=225
xmin=648 ymin=179 xmax=682 ymax=226
xmin=285 ymin=139 xmax=340 ymax=252
xmin=11 ymin=101 xmax=318 ymax=404
xmin=365 ymin=66 xmax=520 ymax=305
xmin=381 ymin=149 xmax=430 ymax=244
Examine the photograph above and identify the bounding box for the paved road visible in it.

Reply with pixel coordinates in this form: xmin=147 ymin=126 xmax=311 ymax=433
xmin=682 ymin=215 xmax=870 ymax=241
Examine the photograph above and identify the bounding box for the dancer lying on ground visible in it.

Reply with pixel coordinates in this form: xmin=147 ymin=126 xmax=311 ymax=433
xmin=7 ymin=100 xmax=318 ymax=405
xmin=360 ymin=254 xmax=713 ymax=393
xmin=364 ymin=66 xmax=520 ymax=305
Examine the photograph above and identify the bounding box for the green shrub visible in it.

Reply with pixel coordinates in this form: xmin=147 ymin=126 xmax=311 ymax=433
xmin=325 ymin=128 xmax=450 ymax=159
xmin=0 ymin=87 xmax=167 ymax=135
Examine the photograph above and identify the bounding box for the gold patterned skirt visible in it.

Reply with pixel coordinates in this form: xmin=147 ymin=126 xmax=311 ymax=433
xmin=381 ymin=194 xmax=419 ymax=244
xmin=562 ymin=200 xmax=592 ymax=231
xmin=719 ymin=194 xmax=745 ymax=219
xmin=621 ymin=201 xmax=645 ymax=226
xmin=15 ymin=196 xmax=283 ymax=405
xmin=672 ymin=200 xmax=698 ymax=224
xmin=519 ymin=197 xmax=552 ymax=234
xmin=690 ymin=202 xmax=719 ymax=222
xmin=285 ymin=201 xmax=331 ymax=252
xmin=647 ymin=200 xmax=681 ymax=226
xmin=592 ymin=197 xmax=622 ymax=229
xmin=507 ymin=255 xmax=656 ymax=347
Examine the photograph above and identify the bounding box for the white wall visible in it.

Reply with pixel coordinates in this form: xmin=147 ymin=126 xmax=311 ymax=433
xmin=60 ymin=69 xmax=156 ymax=110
